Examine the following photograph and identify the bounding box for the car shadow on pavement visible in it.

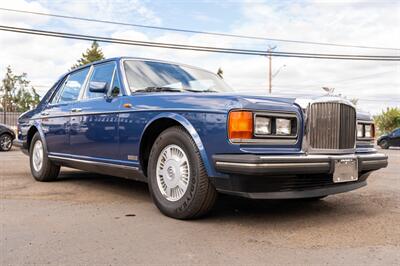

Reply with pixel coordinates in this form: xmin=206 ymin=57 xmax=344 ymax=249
xmin=55 ymin=169 xmax=151 ymax=202
xmin=51 ymin=168 xmax=380 ymax=225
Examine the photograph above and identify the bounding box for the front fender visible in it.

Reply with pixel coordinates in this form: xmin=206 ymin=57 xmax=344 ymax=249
xmin=27 ymin=120 xmax=49 ymax=155
xmin=140 ymin=112 xmax=212 ymax=176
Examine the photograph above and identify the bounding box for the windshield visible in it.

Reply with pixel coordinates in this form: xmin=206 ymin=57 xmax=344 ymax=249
xmin=124 ymin=60 xmax=233 ymax=93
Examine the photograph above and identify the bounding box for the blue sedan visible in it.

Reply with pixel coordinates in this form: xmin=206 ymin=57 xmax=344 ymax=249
xmin=17 ymin=57 xmax=388 ymax=219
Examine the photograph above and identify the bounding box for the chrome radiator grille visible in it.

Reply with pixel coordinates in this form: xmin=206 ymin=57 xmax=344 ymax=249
xmin=308 ymin=102 xmax=356 ymax=150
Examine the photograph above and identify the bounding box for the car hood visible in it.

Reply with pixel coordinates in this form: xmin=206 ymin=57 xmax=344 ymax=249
xmin=129 ymin=92 xmax=299 ymax=113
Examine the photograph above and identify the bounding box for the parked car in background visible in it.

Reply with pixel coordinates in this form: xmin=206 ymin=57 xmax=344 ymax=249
xmin=16 ymin=57 xmax=388 ymax=219
xmin=0 ymin=123 xmax=16 ymax=151
xmin=377 ymin=128 xmax=400 ymax=149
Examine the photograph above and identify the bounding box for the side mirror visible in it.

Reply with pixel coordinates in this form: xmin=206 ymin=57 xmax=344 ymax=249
xmin=89 ymin=81 xmax=107 ymax=93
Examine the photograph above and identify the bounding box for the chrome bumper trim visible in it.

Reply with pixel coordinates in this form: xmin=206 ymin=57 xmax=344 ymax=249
xmin=213 ymin=153 xmax=388 ymax=175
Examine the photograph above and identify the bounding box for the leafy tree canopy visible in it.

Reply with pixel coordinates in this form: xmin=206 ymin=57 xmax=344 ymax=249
xmin=374 ymin=107 xmax=400 ymax=135
xmin=71 ymin=41 xmax=105 ymax=69
xmin=0 ymin=66 xmax=40 ymax=112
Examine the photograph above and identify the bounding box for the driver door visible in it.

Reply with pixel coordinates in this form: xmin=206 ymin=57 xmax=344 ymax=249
xmin=69 ymin=61 xmax=122 ymax=161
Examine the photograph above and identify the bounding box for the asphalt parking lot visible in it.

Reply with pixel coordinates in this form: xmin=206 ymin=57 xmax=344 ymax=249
xmin=1 ymin=147 xmax=399 ymax=265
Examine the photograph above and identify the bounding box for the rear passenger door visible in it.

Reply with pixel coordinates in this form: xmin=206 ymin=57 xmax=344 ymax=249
xmin=42 ymin=67 xmax=90 ymax=155
xmin=69 ymin=61 xmax=122 ymax=160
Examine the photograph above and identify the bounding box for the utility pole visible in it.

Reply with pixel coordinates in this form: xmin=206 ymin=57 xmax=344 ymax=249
xmin=267 ymin=46 xmax=276 ymax=94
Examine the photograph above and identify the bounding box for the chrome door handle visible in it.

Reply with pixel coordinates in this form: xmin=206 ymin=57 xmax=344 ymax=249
xmin=41 ymin=111 xmax=49 ymax=116
xmin=71 ymin=108 xmax=82 ymax=113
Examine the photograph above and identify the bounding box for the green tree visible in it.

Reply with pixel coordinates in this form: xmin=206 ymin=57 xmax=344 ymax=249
xmin=374 ymin=107 xmax=400 ymax=135
xmin=0 ymin=66 xmax=40 ymax=112
xmin=71 ymin=41 xmax=105 ymax=69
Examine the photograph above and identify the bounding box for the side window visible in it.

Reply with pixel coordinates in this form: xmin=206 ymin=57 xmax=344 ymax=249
xmin=55 ymin=68 xmax=89 ymax=104
xmin=86 ymin=62 xmax=116 ymax=99
xmin=393 ymin=129 xmax=400 ymax=137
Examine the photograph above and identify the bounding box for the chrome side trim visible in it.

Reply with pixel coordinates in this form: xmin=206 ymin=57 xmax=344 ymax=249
xmin=48 ymin=155 xmax=139 ymax=171
xmin=30 ymin=108 xmax=227 ymax=120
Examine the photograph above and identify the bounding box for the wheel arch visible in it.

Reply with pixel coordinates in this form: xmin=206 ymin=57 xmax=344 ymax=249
xmin=378 ymin=137 xmax=388 ymax=145
xmin=26 ymin=123 xmax=48 ymax=154
xmin=139 ymin=113 xmax=211 ymax=177
xmin=0 ymin=131 xmax=13 ymax=138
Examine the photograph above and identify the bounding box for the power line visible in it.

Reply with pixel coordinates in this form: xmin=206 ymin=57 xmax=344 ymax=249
xmin=263 ymin=70 xmax=398 ymax=89
xmin=0 ymin=7 xmax=399 ymax=52
xmin=1 ymin=25 xmax=399 ymax=61
xmin=264 ymin=92 xmax=400 ymax=102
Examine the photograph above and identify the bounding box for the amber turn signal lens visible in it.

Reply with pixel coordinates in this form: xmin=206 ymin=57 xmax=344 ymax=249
xmin=228 ymin=111 xmax=253 ymax=139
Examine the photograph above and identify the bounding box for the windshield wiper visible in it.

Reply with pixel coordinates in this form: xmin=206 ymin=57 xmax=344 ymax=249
xmin=184 ymin=88 xmax=218 ymax=93
xmin=135 ymin=86 xmax=183 ymax=93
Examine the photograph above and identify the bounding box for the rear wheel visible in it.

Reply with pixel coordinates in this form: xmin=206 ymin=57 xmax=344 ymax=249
xmin=147 ymin=126 xmax=217 ymax=219
xmin=0 ymin=133 xmax=13 ymax=151
xmin=379 ymin=139 xmax=390 ymax=149
xmin=29 ymin=133 xmax=60 ymax=182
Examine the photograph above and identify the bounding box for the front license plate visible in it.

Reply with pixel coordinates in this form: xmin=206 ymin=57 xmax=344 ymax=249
xmin=333 ymin=158 xmax=358 ymax=183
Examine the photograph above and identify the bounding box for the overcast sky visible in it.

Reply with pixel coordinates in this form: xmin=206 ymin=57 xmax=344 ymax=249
xmin=0 ymin=0 xmax=399 ymax=114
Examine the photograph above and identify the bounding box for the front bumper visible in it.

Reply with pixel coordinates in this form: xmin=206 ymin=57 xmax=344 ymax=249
xmin=212 ymin=153 xmax=388 ymax=199
xmin=214 ymin=153 xmax=388 ymax=175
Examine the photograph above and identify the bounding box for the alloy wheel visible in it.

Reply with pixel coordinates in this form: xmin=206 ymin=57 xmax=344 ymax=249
xmin=0 ymin=135 xmax=12 ymax=151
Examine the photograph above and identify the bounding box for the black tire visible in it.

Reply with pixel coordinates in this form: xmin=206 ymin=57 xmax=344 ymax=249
xmin=147 ymin=126 xmax=217 ymax=219
xmin=379 ymin=139 xmax=390 ymax=149
xmin=0 ymin=133 xmax=13 ymax=151
xmin=29 ymin=132 xmax=60 ymax=182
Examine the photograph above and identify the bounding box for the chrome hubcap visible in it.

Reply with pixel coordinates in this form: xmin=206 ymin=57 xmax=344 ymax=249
xmin=0 ymin=135 xmax=12 ymax=150
xmin=156 ymin=144 xmax=190 ymax=201
xmin=32 ymin=140 xmax=44 ymax=172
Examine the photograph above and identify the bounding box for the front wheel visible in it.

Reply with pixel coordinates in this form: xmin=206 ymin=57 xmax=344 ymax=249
xmin=147 ymin=126 xmax=217 ymax=219
xmin=29 ymin=133 xmax=60 ymax=182
xmin=0 ymin=133 xmax=13 ymax=151
xmin=379 ymin=139 xmax=390 ymax=149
